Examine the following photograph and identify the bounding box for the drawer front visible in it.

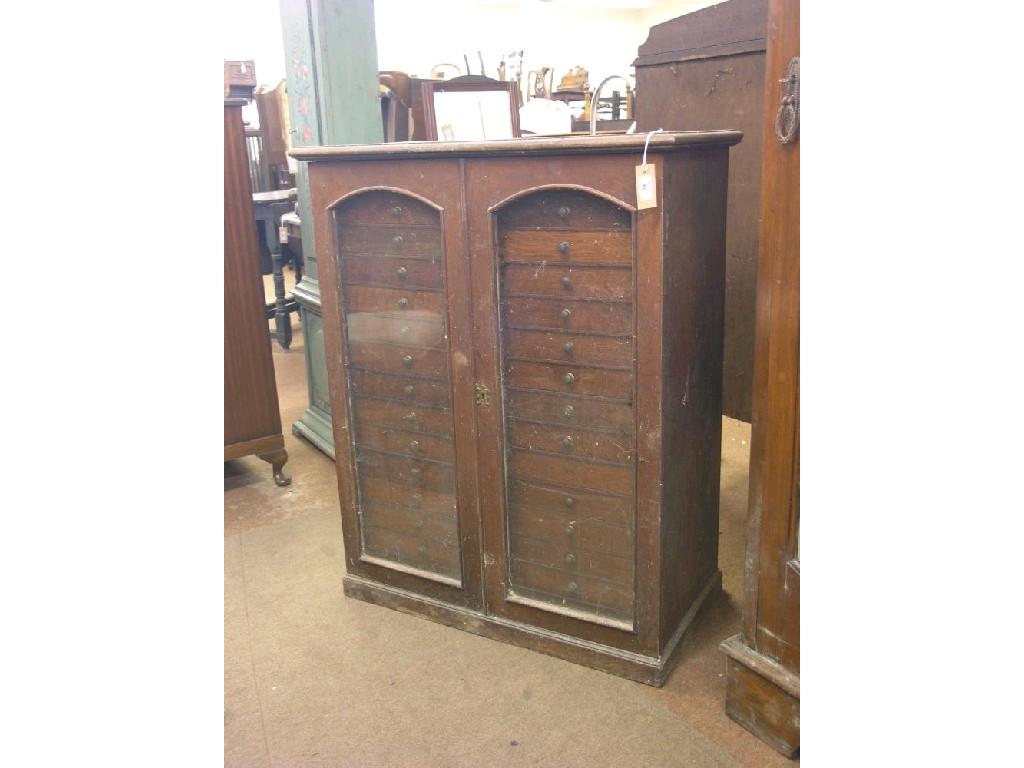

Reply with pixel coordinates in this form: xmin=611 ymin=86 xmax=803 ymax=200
xmin=504 ymin=295 xmax=633 ymax=335
xmin=346 ymin=313 xmax=445 ymax=347
xmin=504 ymin=360 xmax=633 ymax=399
xmin=507 ymin=421 xmax=633 ymax=465
xmin=355 ymin=422 xmax=455 ymax=463
xmin=350 ymin=370 xmax=451 ymax=409
xmin=507 ymin=479 xmax=634 ymax=532
xmin=357 ymin=449 xmax=455 ymax=494
xmin=508 ymin=448 xmax=634 ymax=498
xmin=360 ymin=477 xmax=456 ymax=517
xmin=338 ymin=224 xmax=443 ymax=261
xmin=499 ymin=230 xmax=632 ymax=266
xmin=348 ymin=341 xmax=449 ymax=379
xmin=501 ymin=264 xmax=632 ymax=300
xmin=336 ymin=190 xmax=462 ymax=584
xmin=510 ymin=560 xmax=633 ymax=618
xmin=494 ymin=188 xmax=636 ymax=626
xmin=353 ymin=397 xmax=453 ymax=437
xmin=344 ymin=285 xmax=446 ymax=315
xmin=335 ymin=190 xmax=439 ymax=226
xmin=340 ymin=255 xmax=444 ymax=290
xmin=505 ymin=389 xmax=634 ymax=434
xmin=499 ymin=188 xmax=631 ymax=231
xmin=505 ymin=328 xmax=633 ymax=368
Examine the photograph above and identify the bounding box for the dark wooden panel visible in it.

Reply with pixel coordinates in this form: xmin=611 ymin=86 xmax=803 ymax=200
xmin=345 ymin=313 xmax=445 ymax=346
xmin=508 ymin=479 xmax=634 ymax=532
xmin=353 ymin=396 xmax=452 ymax=436
xmin=359 ymin=477 xmax=456 ymax=516
xmin=506 ymin=389 xmax=634 ymax=433
xmin=505 ymin=328 xmax=634 ymax=367
xmin=507 ymin=421 xmax=633 ymax=464
xmin=335 ymin=189 xmax=439 ymax=226
xmin=347 ymin=340 xmax=449 ymax=379
xmin=511 ymin=534 xmax=632 ymax=586
xmin=337 ymin=223 xmax=443 ymax=260
xmin=356 ymin=422 xmax=455 ymax=462
xmin=504 ymin=359 xmax=633 ymax=399
xmin=510 ymin=560 xmax=633 ymax=619
xmin=344 ymin=284 xmax=446 ymax=315
xmin=499 ymin=188 xmax=631 ymax=231
xmin=508 ymin=449 xmax=634 ymax=498
xmin=340 ymin=255 xmax=444 ymax=290
xmin=349 ymin=369 xmax=451 ymax=408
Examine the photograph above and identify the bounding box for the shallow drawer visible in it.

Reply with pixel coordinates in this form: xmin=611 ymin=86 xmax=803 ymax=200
xmin=352 ymin=396 xmax=452 ymax=436
xmin=348 ymin=341 xmax=449 ymax=379
xmin=337 ymin=224 xmax=443 ymax=261
xmin=355 ymin=422 xmax=455 ymax=463
xmin=507 ymin=421 xmax=633 ymax=465
xmin=361 ymin=501 xmax=459 ymax=543
xmin=359 ymin=476 xmax=456 ymax=516
xmin=346 ymin=314 xmax=445 ymax=347
xmin=510 ymin=559 xmax=633 ymax=619
xmin=508 ymin=448 xmax=634 ymax=498
xmin=335 ymin=191 xmax=440 ymax=227
xmin=349 ymin=370 xmax=451 ymax=409
xmin=505 ymin=389 xmax=634 ymax=434
xmin=500 ymin=230 xmax=631 ymax=266
xmin=509 ymin=533 xmax=633 ymax=585
xmin=357 ymin=449 xmax=455 ymax=493
xmin=507 ymin=479 xmax=634 ymax=533
xmin=504 ymin=360 xmax=633 ymax=399
xmin=505 ymin=328 xmax=633 ymax=368
xmin=344 ymin=285 xmax=446 ymax=316
xmin=363 ymin=524 xmax=460 ymax=578
xmin=341 ymin=255 xmax=444 ymax=291
xmin=501 ymin=264 xmax=632 ymax=300
xmin=502 ymin=295 xmax=632 ymax=335
xmin=498 ymin=189 xmax=631 ymax=231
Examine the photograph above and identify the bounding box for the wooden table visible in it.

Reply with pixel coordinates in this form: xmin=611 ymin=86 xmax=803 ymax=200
xmin=252 ymin=188 xmax=301 ymax=348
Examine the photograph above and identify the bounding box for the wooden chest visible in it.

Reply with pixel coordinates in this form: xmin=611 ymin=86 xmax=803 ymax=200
xmin=294 ymin=131 xmax=741 ymax=684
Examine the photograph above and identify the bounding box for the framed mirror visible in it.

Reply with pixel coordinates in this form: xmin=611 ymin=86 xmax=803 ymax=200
xmin=421 ymin=76 xmax=522 ymax=142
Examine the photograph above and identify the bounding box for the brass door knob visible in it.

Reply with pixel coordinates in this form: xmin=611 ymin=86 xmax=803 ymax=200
xmin=563 ymin=405 xmax=575 ymax=417
xmin=403 ymin=384 xmax=415 ymax=395
xmin=561 ymin=276 xmax=572 ymax=289
xmin=565 ymin=496 xmax=575 ymax=508
xmin=397 ymin=297 xmax=409 ymax=309
xmin=567 ymin=581 xmax=579 ymax=592
xmin=564 ymin=522 xmax=575 ymax=534
xmin=408 ymin=440 xmax=420 ymax=451
xmin=562 ymin=436 xmax=574 ymax=449
xmin=402 ymin=354 xmax=414 ymax=367
xmin=558 ymin=241 xmax=570 ymax=254
xmin=397 ymin=265 xmax=408 ymax=279
xmin=560 ymin=308 xmax=571 ymax=320
xmin=564 ymin=553 xmax=576 ymax=565
xmin=557 ymin=206 xmax=570 ymax=219
xmin=391 ymin=205 xmax=403 ymax=217
xmin=563 ymin=341 xmax=574 ymax=354
xmin=563 ymin=372 xmax=576 ymax=385
xmin=393 ymin=235 xmax=404 ymax=246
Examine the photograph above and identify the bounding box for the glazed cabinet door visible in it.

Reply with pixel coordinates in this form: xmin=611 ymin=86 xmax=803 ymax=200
xmin=317 ymin=175 xmax=482 ymax=609
xmin=472 ymin=182 xmax=645 ymax=648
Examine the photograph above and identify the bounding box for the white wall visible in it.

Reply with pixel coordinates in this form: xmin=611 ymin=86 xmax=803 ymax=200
xmin=225 ymin=0 xmax=721 ymax=127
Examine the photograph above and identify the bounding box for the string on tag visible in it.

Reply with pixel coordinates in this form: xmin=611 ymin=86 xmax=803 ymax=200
xmin=641 ymin=128 xmax=663 ymax=175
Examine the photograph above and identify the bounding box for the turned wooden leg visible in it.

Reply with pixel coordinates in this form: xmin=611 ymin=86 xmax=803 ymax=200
xmin=258 ymin=448 xmax=291 ymax=486
xmin=271 ymin=245 xmax=292 ymax=350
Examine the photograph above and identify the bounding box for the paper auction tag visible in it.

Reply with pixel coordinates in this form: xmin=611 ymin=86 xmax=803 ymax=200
xmin=279 ymin=225 xmax=289 ymax=244
xmin=635 ymin=165 xmax=657 ymax=209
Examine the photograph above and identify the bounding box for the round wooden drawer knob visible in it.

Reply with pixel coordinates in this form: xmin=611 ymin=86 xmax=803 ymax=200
xmin=393 ymin=235 xmax=404 ymax=246
xmin=560 ymin=308 xmax=572 ymax=320
xmin=396 ymin=265 xmax=408 ymax=279
xmin=564 ymin=553 xmax=576 ymax=565
xmin=564 ymin=522 xmax=575 ymax=535
xmin=410 ymin=467 xmax=421 ymax=476
xmin=557 ymin=206 xmax=571 ymax=219
xmin=397 ymin=297 xmax=409 ymax=309
xmin=563 ymin=405 xmax=575 ymax=418
xmin=402 ymin=354 xmax=414 ymax=367
xmin=403 ymin=384 xmax=415 ymax=395
xmin=408 ymin=440 xmax=420 ymax=451
xmin=562 ymin=436 xmax=574 ymax=449
xmin=391 ymin=206 xmax=403 ymax=217
xmin=558 ymin=241 xmax=570 ymax=254
xmin=565 ymin=496 xmax=576 ymax=508
xmin=399 ymin=326 xmax=410 ymax=337
xmin=563 ymin=372 xmax=576 ymax=385
xmin=403 ymin=412 xmax=417 ymax=422
xmin=567 ymin=581 xmax=579 ymax=592
xmin=561 ymin=276 xmax=572 ymax=289
xmin=563 ymin=341 xmax=574 ymax=354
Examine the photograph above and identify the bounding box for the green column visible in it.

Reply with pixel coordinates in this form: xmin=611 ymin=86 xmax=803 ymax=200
xmin=280 ymin=0 xmax=383 ymax=457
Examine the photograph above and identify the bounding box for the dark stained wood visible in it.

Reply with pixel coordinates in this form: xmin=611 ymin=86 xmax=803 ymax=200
xmin=635 ymin=0 xmax=768 ymax=422
xmin=299 ymin=131 xmax=739 ymax=683
xmin=721 ymin=0 xmax=800 ymax=754
xmin=223 ymin=99 xmax=289 ymax=486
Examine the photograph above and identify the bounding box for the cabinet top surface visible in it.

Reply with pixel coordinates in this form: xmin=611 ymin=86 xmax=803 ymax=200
xmin=291 ymin=130 xmax=742 ymax=162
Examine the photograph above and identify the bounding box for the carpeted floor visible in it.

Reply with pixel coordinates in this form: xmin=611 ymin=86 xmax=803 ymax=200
xmin=224 ymin=274 xmax=795 ymax=767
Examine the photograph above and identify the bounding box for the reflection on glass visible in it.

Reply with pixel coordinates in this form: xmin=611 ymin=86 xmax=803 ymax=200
xmin=334 ymin=191 xmax=461 ymax=582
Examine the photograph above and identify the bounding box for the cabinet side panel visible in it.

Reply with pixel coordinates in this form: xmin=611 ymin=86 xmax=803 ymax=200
xmin=659 ymin=149 xmax=728 ymax=644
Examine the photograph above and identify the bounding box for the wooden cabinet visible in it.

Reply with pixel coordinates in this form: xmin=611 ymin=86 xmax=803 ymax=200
xmin=224 ymin=98 xmax=290 ymax=486
xmin=294 ymin=132 xmax=741 ymax=684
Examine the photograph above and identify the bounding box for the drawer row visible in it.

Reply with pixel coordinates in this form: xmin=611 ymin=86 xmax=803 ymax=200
xmin=336 ymin=226 xmax=633 ymax=267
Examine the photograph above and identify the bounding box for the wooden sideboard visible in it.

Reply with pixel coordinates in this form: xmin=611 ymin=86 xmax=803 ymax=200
xmin=224 ymin=98 xmax=290 ymax=486
xmin=293 ymin=131 xmax=741 ymax=684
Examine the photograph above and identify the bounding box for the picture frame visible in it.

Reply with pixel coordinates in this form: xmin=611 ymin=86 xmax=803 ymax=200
xmin=420 ymin=76 xmax=522 ymax=142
